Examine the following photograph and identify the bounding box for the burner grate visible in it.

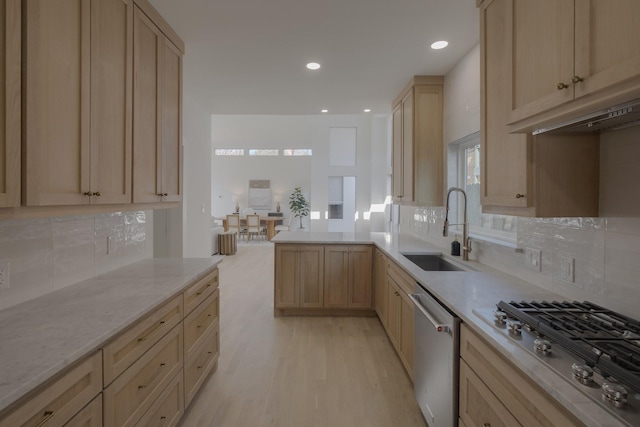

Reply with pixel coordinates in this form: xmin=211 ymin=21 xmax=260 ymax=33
xmin=498 ymin=300 xmax=640 ymax=394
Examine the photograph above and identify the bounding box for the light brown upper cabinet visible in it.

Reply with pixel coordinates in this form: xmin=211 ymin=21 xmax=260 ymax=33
xmin=480 ymin=0 xmax=600 ymax=217
xmin=508 ymin=0 xmax=640 ymax=131
xmin=23 ymin=0 xmax=133 ymax=206
xmin=133 ymin=5 xmax=183 ymax=203
xmin=391 ymin=76 xmax=443 ymax=206
xmin=0 ymin=0 xmax=20 ymax=208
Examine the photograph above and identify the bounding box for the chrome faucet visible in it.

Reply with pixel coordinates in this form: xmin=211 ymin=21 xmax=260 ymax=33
xmin=443 ymin=187 xmax=472 ymax=261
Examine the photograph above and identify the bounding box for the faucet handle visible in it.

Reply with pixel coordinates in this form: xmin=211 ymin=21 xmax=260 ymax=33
xmin=464 ymin=237 xmax=472 ymax=253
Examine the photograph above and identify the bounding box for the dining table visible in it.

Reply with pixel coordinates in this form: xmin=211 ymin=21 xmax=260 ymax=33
xmin=215 ymin=216 xmax=282 ymax=240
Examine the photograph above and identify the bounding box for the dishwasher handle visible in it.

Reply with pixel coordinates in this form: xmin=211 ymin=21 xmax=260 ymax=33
xmin=408 ymin=293 xmax=450 ymax=333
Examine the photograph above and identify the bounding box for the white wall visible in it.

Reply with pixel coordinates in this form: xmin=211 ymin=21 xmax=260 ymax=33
xmin=211 ymin=114 xmax=385 ymax=233
xmin=400 ymin=43 xmax=640 ymax=319
xmin=180 ymin=91 xmax=213 ymax=257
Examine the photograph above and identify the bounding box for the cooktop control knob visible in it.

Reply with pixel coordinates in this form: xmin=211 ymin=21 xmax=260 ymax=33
xmin=533 ymin=338 xmax=552 ymax=355
xmin=602 ymin=382 xmax=628 ymax=409
xmin=571 ymin=363 xmax=594 ymax=385
xmin=507 ymin=319 xmax=523 ymax=335
xmin=494 ymin=310 xmax=507 ymax=325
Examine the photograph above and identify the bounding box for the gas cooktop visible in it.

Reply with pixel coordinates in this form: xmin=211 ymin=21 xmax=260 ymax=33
xmin=474 ymin=300 xmax=640 ymax=427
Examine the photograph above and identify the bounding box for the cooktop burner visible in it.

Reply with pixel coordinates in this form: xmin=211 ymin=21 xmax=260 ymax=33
xmin=474 ymin=301 xmax=640 ymax=427
xmin=497 ymin=300 xmax=640 ymax=395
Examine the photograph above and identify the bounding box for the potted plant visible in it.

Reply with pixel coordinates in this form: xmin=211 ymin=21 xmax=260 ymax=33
xmin=288 ymin=187 xmax=310 ymax=229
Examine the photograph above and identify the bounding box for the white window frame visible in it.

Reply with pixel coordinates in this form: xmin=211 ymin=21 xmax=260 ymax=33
xmin=214 ymin=148 xmax=245 ymax=156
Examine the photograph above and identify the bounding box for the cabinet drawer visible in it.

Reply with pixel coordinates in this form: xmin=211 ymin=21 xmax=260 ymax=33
xmin=184 ymin=326 xmax=219 ymax=406
xmin=184 ymin=325 xmax=220 ymax=406
xmin=184 ymin=289 xmax=219 ymax=360
xmin=184 ymin=269 xmax=218 ymax=315
xmin=135 ymin=370 xmax=184 ymax=427
xmin=66 ymin=394 xmax=102 ymax=427
xmin=387 ymin=260 xmax=414 ymax=295
xmin=104 ymin=324 xmax=183 ymax=427
xmin=0 ymin=351 xmax=102 ymax=427
xmin=103 ymin=295 xmax=183 ymax=386
xmin=460 ymin=325 xmax=584 ymax=427
xmin=459 ymin=360 xmax=520 ymax=427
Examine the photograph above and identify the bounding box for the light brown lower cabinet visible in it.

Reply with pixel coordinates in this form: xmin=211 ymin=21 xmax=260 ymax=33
xmin=0 ymin=267 xmax=220 ymax=427
xmin=184 ymin=326 xmax=220 ymax=406
xmin=103 ymin=324 xmax=183 ymax=427
xmin=274 ymin=243 xmax=373 ymax=315
xmin=184 ymin=289 xmax=220 ymax=406
xmin=385 ymin=261 xmax=415 ymax=380
xmin=66 ymin=395 xmax=103 ymax=427
xmin=459 ymin=324 xmax=585 ymax=427
xmin=135 ymin=370 xmax=184 ymax=427
xmin=324 ymin=245 xmax=373 ymax=309
xmin=0 ymin=351 xmax=102 ymax=427
xmin=373 ymin=249 xmax=388 ymax=327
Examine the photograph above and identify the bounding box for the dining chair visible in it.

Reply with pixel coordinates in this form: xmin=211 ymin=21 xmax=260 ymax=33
xmin=275 ymin=215 xmax=293 ymax=234
xmin=246 ymin=214 xmax=262 ymax=241
xmin=226 ymin=214 xmax=245 ymax=238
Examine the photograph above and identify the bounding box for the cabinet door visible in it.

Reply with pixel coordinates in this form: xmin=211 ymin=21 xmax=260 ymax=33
xmin=480 ymin=0 xmax=531 ymax=211
xmin=459 ymin=361 xmax=520 ymax=427
xmin=324 ymin=246 xmax=349 ymax=308
xmin=348 ymin=245 xmax=372 ymax=308
xmin=132 ymin=6 xmax=161 ymax=203
xmin=374 ymin=250 xmax=388 ymax=327
xmin=573 ymin=0 xmax=640 ymax=99
xmin=132 ymin=6 xmax=182 ymax=204
xmin=399 ymin=291 xmax=414 ymax=378
xmin=90 ymin=0 xmax=133 ymax=204
xmin=0 ymin=0 xmax=20 ymax=208
xmin=274 ymin=245 xmax=299 ymax=308
xmin=160 ymin=38 xmax=182 ymax=202
xmin=391 ymin=103 xmax=403 ymax=201
xmin=386 ymin=277 xmax=401 ymax=349
xmin=401 ymin=90 xmax=414 ymax=202
xmin=509 ymin=0 xmax=574 ymax=123
xmin=23 ymin=0 xmax=91 ymax=206
xmin=0 ymin=352 xmax=102 ymax=427
xmin=413 ymin=84 xmax=443 ymax=206
xmin=299 ymin=245 xmax=324 ymax=308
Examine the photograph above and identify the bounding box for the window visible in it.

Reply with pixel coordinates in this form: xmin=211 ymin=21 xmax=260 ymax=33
xmin=214 ymin=148 xmax=245 ymax=156
xmin=283 ymin=149 xmax=312 ymax=156
xmin=453 ymin=133 xmax=516 ymax=244
xmin=249 ymin=149 xmax=279 ymax=156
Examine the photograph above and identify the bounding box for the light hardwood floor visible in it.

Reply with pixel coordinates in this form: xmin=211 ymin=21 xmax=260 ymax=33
xmin=179 ymin=243 xmax=427 ymax=427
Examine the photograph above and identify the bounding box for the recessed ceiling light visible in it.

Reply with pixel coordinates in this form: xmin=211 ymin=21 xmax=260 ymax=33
xmin=321 ymin=109 xmax=328 ymax=113
xmin=364 ymin=109 xmax=371 ymax=113
xmin=306 ymin=62 xmax=321 ymax=70
xmin=430 ymin=40 xmax=449 ymax=50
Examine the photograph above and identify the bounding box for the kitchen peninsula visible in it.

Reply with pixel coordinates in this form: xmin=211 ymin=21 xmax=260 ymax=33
xmin=272 ymin=231 xmax=630 ymax=427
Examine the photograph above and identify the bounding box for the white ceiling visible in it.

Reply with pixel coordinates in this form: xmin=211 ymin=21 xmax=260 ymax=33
xmin=148 ymin=0 xmax=479 ymax=116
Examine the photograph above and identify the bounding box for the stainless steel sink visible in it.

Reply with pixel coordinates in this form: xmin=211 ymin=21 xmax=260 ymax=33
xmin=401 ymin=253 xmax=464 ymax=271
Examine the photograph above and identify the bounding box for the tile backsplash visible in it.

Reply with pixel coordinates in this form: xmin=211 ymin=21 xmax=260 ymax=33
xmin=0 ymin=211 xmax=153 ymax=311
xmin=399 ymin=206 xmax=640 ymax=318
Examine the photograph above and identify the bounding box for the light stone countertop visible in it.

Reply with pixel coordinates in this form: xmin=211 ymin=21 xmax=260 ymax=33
xmin=0 ymin=257 xmax=223 ymax=415
xmin=272 ymin=231 xmax=627 ymax=427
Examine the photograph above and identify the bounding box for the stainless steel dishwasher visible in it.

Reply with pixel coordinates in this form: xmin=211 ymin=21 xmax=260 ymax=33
xmin=409 ymin=283 xmax=460 ymax=427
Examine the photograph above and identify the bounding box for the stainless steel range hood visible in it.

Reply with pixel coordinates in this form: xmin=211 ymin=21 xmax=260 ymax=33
xmin=532 ymin=100 xmax=640 ymax=135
